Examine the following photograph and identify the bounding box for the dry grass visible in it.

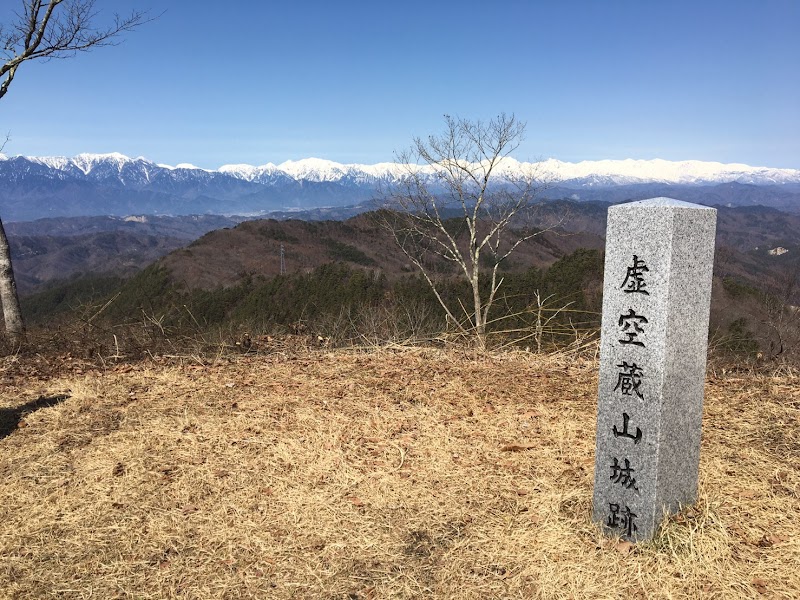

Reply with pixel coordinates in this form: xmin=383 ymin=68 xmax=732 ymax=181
xmin=0 ymin=348 xmax=798 ymax=599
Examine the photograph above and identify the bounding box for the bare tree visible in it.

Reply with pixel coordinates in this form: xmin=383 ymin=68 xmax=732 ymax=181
xmin=380 ymin=114 xmax=553 ymax=349
xmin=0 ymin=0 xmax=150 ymax=345
xmin=760 ymin=259 xmax=800 ymax=361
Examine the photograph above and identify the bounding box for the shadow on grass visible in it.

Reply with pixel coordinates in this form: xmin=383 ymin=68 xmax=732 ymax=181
xmin=0 ymin=394 xmax=70 ymax=440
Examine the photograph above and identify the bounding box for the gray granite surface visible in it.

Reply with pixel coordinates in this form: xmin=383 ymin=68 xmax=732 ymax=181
xmin=591 ymin=198 xmax=717 ymax=541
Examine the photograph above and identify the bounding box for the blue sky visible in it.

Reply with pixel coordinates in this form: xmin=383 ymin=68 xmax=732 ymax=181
xmin=0 ymin=0 xmax=798 ymax=169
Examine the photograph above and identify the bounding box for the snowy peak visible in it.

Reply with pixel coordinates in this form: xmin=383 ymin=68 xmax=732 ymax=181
xmin=1 ymin=152 xmax=799 ymax=187
xmin=218 ymin=162 xmax=285 ymax=184
xmin=1 ymin=152 xmax=799 ymax=222
xmin=71 ymin=152 xmax=135 ymax=174
xmin=277 ymin=158 xmax=355 ymax=182
xmin=6 ymin=152 xmax=159 ymax=182
xmin=541 ymin=158 xmax=800 ymax=186
xmin=217 ymin=163 xmax=262 ymax=180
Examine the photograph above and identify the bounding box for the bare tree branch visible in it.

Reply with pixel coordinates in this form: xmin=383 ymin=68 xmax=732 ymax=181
xmin=0 ymin=0 xmax=152 ymax=100
xmin=377 ymin=113 xmax=556 ymax=349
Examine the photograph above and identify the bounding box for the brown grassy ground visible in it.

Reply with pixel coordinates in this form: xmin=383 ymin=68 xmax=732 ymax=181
xmin=0 ymin=348 xmax=798 ymax=599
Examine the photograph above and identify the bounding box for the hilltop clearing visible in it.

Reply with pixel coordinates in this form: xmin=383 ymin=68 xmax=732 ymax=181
xmin=0 ymin=349 xmax=798 ymax=598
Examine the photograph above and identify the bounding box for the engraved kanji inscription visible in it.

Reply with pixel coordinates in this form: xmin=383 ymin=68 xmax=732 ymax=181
xmin=607 ymin=503 xmax=638 ymax=537
xmin=618 ymin=309 xmax=648 ymax=346
xmin=614 ymin=361 xmax=644 ymax=399
xmin=621 ymin=255 xmax=650 ymax=295
xmin=610 ymin=457 xmax=639 ymax=491
xmin=613 ymin=412 xmax=642 ymax=444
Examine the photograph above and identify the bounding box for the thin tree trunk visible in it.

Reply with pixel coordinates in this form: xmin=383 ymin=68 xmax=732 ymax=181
xmin=472 ymin=270 xmax=486 ymax=350
xmin=0 ymin=216 xmax=25 ymax=345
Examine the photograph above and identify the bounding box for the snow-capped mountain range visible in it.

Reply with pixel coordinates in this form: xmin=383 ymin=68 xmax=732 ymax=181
xmin=6 ymin=151 xmax=800 ymax=186
xmin=1 ymin=152 xmax=799 ymax=221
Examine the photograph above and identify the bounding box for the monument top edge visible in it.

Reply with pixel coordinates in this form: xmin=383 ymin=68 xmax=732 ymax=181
xmin=610 ymin=197 xmax=717 ymax=211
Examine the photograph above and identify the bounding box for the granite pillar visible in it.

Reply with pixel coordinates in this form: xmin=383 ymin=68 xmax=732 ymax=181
xmin=592 ymin=197 xmax=717 ymax=541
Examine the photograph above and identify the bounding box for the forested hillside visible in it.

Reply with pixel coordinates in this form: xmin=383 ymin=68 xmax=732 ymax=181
xmin=14 ymin=202 xmax=799 ymax=364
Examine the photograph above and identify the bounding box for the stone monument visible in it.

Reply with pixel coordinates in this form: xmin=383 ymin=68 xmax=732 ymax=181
xmin=592 ymin=197 xmax=717 ymax=541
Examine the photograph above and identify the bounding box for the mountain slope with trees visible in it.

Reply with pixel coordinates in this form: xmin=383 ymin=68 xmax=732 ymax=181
xmin=14 ymin=201 xmax=800 ymax=363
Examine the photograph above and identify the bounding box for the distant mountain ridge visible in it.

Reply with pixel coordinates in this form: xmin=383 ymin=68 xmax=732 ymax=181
xmin=8 ymin=152 xmax=800 ymax=186
xmin=1 ymin=152 xmax=800 ymax=221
